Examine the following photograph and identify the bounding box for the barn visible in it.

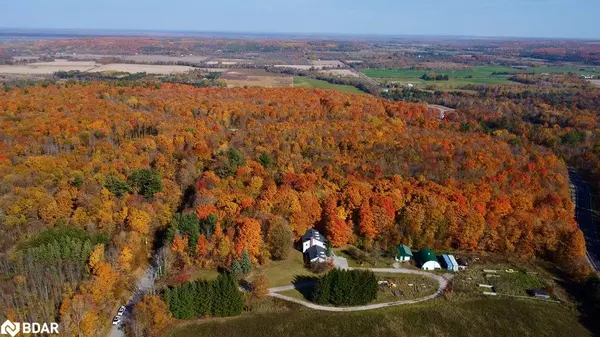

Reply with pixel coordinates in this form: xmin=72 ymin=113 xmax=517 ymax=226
xmin=416 ymin=248 xmax=441 ymax=271
xmin=395 ymin=244 xmax=413 ymax=262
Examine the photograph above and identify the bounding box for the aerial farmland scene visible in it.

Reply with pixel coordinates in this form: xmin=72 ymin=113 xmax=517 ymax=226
xmin=0 ymin=1 xmax=599 ymax=337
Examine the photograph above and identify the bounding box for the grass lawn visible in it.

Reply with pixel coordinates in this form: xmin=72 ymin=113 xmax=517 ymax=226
xmin=453 ymin=262 xmax=550 ymax=297
xmin=373 ymin=274 xmax=438 ymax=303
xmin=250 ymin=250 xmax=318 ymax=287
xmin=293 ymin=77 xmax=364 ymax=94
xmin=169 ymin=297 xmax=591 ymax=337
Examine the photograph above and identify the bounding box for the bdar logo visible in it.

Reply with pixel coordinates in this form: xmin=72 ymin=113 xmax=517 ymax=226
xmin=0 ymin=320 xmax=20 ymax=337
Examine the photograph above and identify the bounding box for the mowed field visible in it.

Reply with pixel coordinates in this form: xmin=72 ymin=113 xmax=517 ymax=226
xmin=293 ymin=77 xmax=363 ymax=93
xmin=361 ymin=65 xmax=600 ymax=89
xmin=169 ymin=298 xmax=591 ymax=337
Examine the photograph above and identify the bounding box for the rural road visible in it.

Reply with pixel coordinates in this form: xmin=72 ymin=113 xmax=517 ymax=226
xmin=569 ymin=169 xmax=600 ymax=271
xmin=108 ymin=265 xmax=157 ymax=337
xmin=268 ymin=267 xmax=448 ymax=312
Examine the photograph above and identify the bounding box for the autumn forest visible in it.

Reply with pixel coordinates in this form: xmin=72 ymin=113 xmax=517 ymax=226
xmin=0 ymin=82 xmax=588 ymax=335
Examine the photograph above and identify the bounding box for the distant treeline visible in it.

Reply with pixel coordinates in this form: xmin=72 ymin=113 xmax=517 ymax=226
xmin=266 ymin=66 xmax=380 ymax=95
xmin=421 ymin=73 xmax=449 ymax=81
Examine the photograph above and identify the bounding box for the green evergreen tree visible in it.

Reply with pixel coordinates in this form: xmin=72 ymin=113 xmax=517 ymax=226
xmin=230 ymin=259 xmax=243 ymax=279
xmin=240 ymin=249 xmax=252 ymax=275
xmin=128 ymin=169 xmax=163 ymax=199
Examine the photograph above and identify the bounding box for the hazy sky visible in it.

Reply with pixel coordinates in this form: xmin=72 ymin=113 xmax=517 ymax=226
xmin=2 ymin=0 xmax=600 ymax=38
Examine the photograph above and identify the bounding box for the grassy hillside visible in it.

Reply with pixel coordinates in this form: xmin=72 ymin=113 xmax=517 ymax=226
xmin=169 ymin=298 xmax=591 ymax=337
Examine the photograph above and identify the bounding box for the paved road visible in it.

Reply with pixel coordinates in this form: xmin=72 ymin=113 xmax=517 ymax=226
xmin=569 ymin=169 xmax=600 ymax=271
xmin=268 ymin=267 xmax=448 ymax=312
xmin=108 ymin=265 xmax=157 ymax=337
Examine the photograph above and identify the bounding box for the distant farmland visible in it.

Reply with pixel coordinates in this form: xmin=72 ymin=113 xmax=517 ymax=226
xmin=293 ymin=77 xmax=363 ymax=93
xmin=0 ymin=59 xmax=195 ymax=75
xmin=361 ymin=65 xmax=600 ymax=89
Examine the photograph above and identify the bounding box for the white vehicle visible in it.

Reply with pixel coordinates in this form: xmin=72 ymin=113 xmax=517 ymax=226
xmin=117 ymin=306 xmax=126 ymax=316
xmin=112 ymin=316 xmax=122 ymax=325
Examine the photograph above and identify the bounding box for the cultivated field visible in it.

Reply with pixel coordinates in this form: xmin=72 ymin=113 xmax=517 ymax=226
xmin=90 ymin=63 xmax=195 ymax=74
xmin=0 ymin=59 xmax=195 ymax=75
xmin=220 ymin=69 xmax=293 ymax=88
xmin=0 ymin=60 xmax=97 ymax=74
xmin=123 ymin=55 xmax=208 ymax=63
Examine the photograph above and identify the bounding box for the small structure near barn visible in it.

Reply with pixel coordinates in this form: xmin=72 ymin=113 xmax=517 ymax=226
xmin=527 ymin=289 xmax=551 ymax=299
xmin=441 ymin=254 xmax=459 ymax=272
xmin=395 ymin=244 xmax=413 ymax=262
xmin=416 ymin=248 xmax=441 ymax=271
xmin=456 ymin=258 xmax=469 ymax=270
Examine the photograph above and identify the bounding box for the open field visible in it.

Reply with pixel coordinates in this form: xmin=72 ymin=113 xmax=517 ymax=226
xmin=590 ymin=80 xmax=600 ymax=87
xmin=169 ymin=298 xmax=591 ymax=337
xmin=0 ymin=60 xmax=97 ymax=74
xmin=361 ymin=65 xmax=600 ymax=89
xmin=90 ymin=63 xmax=195 ymax=74
xmin=293 ymin=77 xmax=363 ymax=93
xmin=250 ymin=250 xmax=317 ymax=287
xmin=221 ymin=69 xmax=293 ymax=88
xmin=0 ymin=59 xmax=196 ymax=75
xmin=123 ymin=55 xmax=208 ymax=63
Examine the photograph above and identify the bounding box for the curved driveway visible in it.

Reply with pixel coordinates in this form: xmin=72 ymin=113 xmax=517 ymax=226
xmin=268 ymin=267 xmax=448 ymax=312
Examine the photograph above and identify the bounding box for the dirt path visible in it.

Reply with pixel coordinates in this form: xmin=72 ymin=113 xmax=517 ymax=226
xmin=268 ymin=267 xmax=449 ymax=312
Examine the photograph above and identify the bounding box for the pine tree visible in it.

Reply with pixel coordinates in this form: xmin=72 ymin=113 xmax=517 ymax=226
xmin=230 ymin=259 xmax=243 ymax=279
xmin=240 ymin=249 xmax=252 ymax=275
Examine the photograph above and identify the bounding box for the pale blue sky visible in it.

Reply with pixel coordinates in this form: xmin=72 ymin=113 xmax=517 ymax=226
xmin=2 ymin=0 xmax=599 ymax=38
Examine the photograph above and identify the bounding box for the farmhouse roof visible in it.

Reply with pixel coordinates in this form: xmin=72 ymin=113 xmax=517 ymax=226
xmin=416 ymin=248 xmax=438 ymax=264
xmin=305 ymin=245 xmax=326 ymax=261
xmin=396 ymin=244 xmax=413 ymax=257
xmin=302 ymin=228 xmax=324 ymax=242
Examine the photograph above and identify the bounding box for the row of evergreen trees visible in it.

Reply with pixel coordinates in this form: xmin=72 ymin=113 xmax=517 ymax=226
xmin=311 ymin=269 xmax=378 ymax=306
xmin=163 ymin=274 xmax=243 ymax=319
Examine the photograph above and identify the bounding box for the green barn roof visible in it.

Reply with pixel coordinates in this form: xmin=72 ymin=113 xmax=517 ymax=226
xmin=396 ymin=244 xmax=413 ymax=257
xmin=416 ymin=248 xmax=438 ymax=264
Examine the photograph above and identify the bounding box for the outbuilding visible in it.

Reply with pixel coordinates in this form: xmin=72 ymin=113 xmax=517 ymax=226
xmin=416 ymin=248 xmax=441 ymax=271
xmin=441 ymin=254 xmax=459 ymax=272
xmin=395 ymin=244 xmax=413 ymax=262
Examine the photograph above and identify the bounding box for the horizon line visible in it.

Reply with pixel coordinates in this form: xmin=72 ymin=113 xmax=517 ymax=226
xmin=0 ymin=27 xmax=598 ymax=41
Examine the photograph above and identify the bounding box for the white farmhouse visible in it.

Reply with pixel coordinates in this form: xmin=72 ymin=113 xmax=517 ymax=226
xmin=301 ymin=228 xmax=326 ymax=253
xmin=300 ymin=228 xmax=327 ymax=263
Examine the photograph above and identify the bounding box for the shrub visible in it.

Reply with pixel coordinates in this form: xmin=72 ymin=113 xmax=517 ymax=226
xmin=309 ymin=261 xmax=331 ymax=274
